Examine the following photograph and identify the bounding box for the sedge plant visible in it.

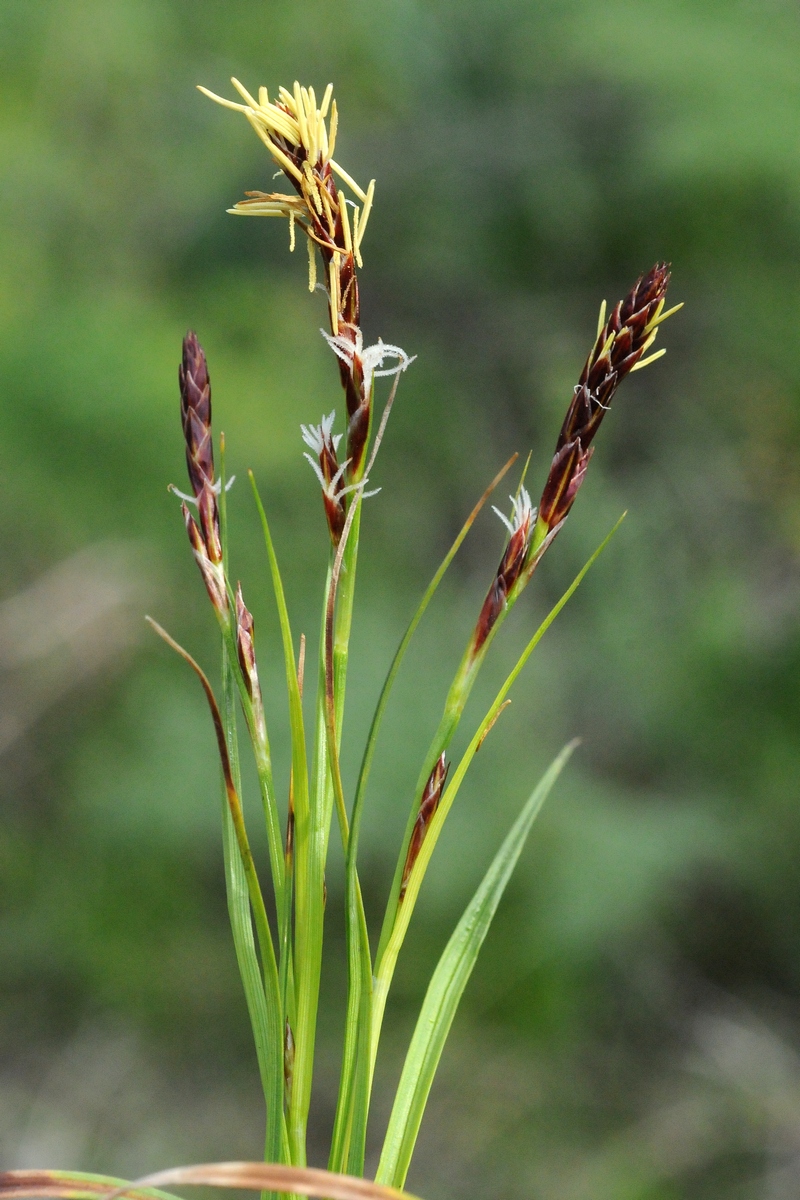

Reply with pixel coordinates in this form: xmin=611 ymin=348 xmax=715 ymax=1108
xmin=0 ymin=78 xmax=681 ymax=1200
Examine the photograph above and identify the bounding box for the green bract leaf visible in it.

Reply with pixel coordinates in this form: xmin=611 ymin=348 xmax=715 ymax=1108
xmin=376 ymin=741 xmax=577 ymax=1189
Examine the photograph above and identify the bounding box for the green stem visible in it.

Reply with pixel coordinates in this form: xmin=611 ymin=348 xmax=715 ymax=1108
xmin=288 ymin=564 xmax=332 ymax=1165
xmin=324 ymin=497 xmax=373 ymax=1176
xmin=223 ymin=623 xmax=286 ymax=908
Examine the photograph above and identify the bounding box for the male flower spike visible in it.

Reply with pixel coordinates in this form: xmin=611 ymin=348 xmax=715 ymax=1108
xmin=199 ymin=79 xmax=410 ymax=479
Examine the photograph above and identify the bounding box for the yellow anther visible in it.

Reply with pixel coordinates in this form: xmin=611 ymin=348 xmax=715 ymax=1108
xmin=328 ymin=101 xmax=338 ymax=161
xmin=630 ymin=347 xmax=666 ymax=371
xmin=329 ymin=261 xmax=340 ymax=334
xmin=231 ymin=77 xmax=260 ymax=109
xmin=301 ymin=86 xmax=317 ymax=160
xmin=303 ymin=161 xmax=324 ymax=215
xmin=646 ymin=301 xmax=684 ymax=332
xmin=339 ymin=196 xmax=353 ymax=252
xmin=318 ymin=111 xmax=328 ymax=160
xmin=319 ymin=181 xmax=335 ymax=231
xmin=638 ymin=328 xmax=658 ymax=357
xmin=352 ymin=206 xmax=363 ymax=268
xmin=354 ymin=179 xmax=375 ymax=253
xmin=330 ymin=157 xmax=365 ymax=202
xmin=196 ymin=86 xmax=251 ymax=115
xmin=599 ymin=329 xmax=615 ymax=359
xmin=246 ymin=115 xmax=302 ymax=182
xmin=293 ymin=81 xmax=309 ymax=151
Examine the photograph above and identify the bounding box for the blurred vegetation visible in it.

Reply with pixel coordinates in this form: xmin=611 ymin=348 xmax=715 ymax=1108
xmin=2 ymin=0 xmax=800 ymax=1196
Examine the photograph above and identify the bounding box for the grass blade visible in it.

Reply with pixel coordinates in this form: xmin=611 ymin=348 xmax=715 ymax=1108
xmin=249 ymin=473 xmax=313 ymax=1166
xmin=376 ymin=741 xmax=576 ymax=1188
xmin=146 ymin=619 xmax=286 ymax=1170
xmin=0 ymin=1166 xmax=423 ymax=1200
xmin=249 ymin=472 xmax=310 ymax=840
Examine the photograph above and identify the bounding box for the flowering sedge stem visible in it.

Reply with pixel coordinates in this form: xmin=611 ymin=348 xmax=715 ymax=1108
xmin=368 ymin=514 xmax=626 ymax=1075
xmin=324 ymin=489 xmax=372 ymax=1176
xmin=325 ymin=371 xmax=408 ymax=1168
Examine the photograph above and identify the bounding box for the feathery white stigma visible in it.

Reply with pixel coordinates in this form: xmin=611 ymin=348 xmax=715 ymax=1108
xmin=302 ymin=452 xmax=379 ymax=503
xmin=171 ymin=476 xmax=236 ymax=507
xmin=492 ymin=488 xmax=535 ymax=537
xmin=300 ymin=410 xmax=342 ymax=456
xmin=321 ymin=328 xmax=415 ymax=395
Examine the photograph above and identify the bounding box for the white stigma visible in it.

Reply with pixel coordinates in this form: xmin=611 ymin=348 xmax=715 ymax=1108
xmin=492 ymin=487 xmax=535 ymax=537
xmin=321 ymin=329 xmax=415 ymax=396
xmin=301 ymin=410 xmax=341 ymax=456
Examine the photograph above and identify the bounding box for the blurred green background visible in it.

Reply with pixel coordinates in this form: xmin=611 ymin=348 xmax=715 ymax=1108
xmin=2 ymin=1 xmax=800 ymax=1196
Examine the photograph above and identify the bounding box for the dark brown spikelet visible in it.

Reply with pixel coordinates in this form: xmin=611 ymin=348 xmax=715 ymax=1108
xmin=302 ymin=415 xmax=347 ymax=545
xmin=284 ymin=1019 xmax=295 ymax=1100
xmin=539 ymin=262 xmax=673 ymax=532
xmin=180 ymin=331 xmax=215 ymax=497
xmin=178 ymin=332 xmax=227 ymax=617
xmin=235 ymin=584 xmax=267 ymax=742
xmin=180 ymin=331 xmax=220 ymax=562
xmin=235 ymin=584 xmax=257 ymax=695
xmin=400 ymin=754 xmax=449 ymax=901
xmin=472 ymin=493 xmax=535 ymax=656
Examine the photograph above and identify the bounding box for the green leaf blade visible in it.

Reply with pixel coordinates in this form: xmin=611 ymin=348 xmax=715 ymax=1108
xmin=375 ymin=741 xmax=577 ymax=1190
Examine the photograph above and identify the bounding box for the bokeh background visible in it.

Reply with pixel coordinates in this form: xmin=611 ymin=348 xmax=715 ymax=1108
xmin=2 ymin=1 xmax=800 ymax=1196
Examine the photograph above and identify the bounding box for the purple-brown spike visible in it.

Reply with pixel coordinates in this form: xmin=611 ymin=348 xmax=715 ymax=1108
xmin=178 ymin=332 xmax=228 ymax=615
xmin=400 ymin=753 xmax=449 ymax=901
xmin=539 ymin=263 xmax=674 ymax=532
xmin=180 ymin=331 xmax=215 ymax=498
